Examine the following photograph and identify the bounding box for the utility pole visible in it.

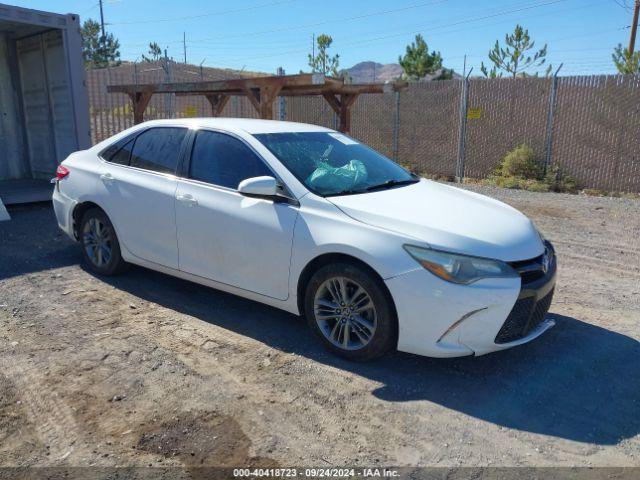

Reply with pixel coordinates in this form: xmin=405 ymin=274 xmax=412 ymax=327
xmin=312 ymin=33 xmax=315 ymax=64
xmin=629 ymin=0 xmax=640 ymax=54
xmin=98 ymin=0 xmax=106 ymax=41
xmin=277 ymin=67 xmax=286 ymax=121
xmin=200 ymin=58 xmax=206 ymax=80
xmin=183 ymin=32 xmax=187 ymax=64
xmin=98 ymin=0 xmax=106 ymax=59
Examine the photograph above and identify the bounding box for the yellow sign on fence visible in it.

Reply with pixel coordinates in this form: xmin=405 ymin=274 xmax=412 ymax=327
xmin=467 ymin=107 xmax=482 ymax=119
xmin=184 ymin=106 xmax=198 ymax=117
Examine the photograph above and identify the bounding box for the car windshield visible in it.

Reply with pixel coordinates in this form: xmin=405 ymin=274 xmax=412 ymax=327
xmin=254 ymin=132 xmax=418 ymax=197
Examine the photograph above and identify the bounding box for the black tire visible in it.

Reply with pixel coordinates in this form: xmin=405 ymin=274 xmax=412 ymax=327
xmin=304 ymin=262 xmax=397 ymax=361
xmin=79 ymin=208 xmax=129 ymax=276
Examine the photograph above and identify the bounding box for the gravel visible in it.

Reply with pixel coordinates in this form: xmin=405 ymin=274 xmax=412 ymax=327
xmin=0 ymin=185 xmax=638 ymax=468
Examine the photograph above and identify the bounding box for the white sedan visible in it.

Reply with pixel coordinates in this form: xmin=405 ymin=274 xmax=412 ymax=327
xmin=52 ymin=119 xmax=556 ymax=361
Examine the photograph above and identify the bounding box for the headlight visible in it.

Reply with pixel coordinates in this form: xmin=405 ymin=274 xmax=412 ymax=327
xmin=403 ymin=245 xmax=518 ymax=285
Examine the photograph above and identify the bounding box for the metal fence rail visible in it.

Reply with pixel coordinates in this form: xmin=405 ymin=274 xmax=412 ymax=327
xmin=87 ymin=66 xmax=640 ymax=192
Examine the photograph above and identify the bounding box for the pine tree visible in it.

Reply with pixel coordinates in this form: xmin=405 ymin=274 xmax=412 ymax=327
xmin=612 ymin=43 xmax=640 ymax=74
xmin=81 ymin=19 xmax=121 ymax=68
xmin=142 ymin=42 xmax=163 ymax=62
xmin=308 ymin=34 xmax=340 ymax=77
xmin=398 ymin=34 xmax=443 ymax=80
xmin=480 ymin=25 xmax=551 ymax=78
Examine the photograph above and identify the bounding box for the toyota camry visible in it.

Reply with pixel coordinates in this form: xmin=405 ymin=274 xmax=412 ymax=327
xmin=52 ymin=118 xmax=556 ymax=361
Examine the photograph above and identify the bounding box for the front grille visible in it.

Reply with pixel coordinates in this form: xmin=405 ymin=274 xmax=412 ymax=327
xmin=509 ymin=241 xmax=555 ymax=286
xmin=495 ymin=289 xmax=554 ymax=344
xmin=509 ymin=253 xmax=546 ymax=284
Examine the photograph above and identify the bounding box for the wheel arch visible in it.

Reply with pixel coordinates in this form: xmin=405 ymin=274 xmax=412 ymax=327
xmin=72 ymin=201 xmax=106 ymax=240
xmin=296 ymin=253 xmax=398 ymax=328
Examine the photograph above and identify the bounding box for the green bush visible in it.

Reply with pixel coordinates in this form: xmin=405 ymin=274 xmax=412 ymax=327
xmin=497 ymin=144 xmax=542 ymax=179
xmin=487 ymin=144 xmax=578 ymax=193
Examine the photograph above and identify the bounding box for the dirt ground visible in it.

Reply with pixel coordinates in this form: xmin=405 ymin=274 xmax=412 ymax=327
xmin=0 ymin=184 xmax=639 ymax=470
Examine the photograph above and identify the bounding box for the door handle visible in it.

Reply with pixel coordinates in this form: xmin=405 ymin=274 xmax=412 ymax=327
xmin=100 ymin=173 xmax=115 ymax=184
xmin=176 ymin=194 xmax=198 ymax=207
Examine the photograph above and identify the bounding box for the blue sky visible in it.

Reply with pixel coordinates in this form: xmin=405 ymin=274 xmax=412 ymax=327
xmin=10 ymin=0 xmax=636 ymax=75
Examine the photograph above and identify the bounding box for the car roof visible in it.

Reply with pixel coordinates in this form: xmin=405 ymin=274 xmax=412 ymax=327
xmin=136 ymin=118 xmax=335 ymax=135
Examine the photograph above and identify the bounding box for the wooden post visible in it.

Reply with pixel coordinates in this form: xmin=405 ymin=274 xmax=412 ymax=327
xmin=204 ymin=94 xmax=230 ymax=116
xmin=322 ymin=93 xmax=358 ymax=133
xmin=243 ymin=87 xmax=261 ymax=115
xmin=128 ymin=91 xmax=153 ymax=124
xmin=242 ymin=83 xmax=283 ymax=119
xmin=338 ymin=93 xmax=358 ymax=134
xmin=322 ymin=93 xmax=341 ymax=115
xmin=259 ymin=84 xmax=283 ymax=119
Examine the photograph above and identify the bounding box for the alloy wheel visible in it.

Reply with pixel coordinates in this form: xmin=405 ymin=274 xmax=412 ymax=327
xmin=83 ymin=217 xmax=113 ymax=268
xmin=313 ymin=276 xmax=377 ymax=350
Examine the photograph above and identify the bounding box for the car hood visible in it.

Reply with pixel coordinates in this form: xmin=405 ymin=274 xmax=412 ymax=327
xmin=327 ymin=179 xmax=544 ymax=262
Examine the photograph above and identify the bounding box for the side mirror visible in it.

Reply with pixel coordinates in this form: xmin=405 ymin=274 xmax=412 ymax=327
xmin=238 ymin=176 xmax=278 ymax=198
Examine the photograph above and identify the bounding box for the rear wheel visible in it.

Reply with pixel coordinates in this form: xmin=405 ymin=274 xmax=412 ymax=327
xmin=304 ymin=262 xmax=396 ymax=361
xmin=79 ymin=208 xmax=129 ymax=275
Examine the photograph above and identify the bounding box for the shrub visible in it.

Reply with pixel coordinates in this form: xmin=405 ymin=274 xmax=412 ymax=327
xmin=497 ymin=144 xmax=542 ymax=179
xmin=487 ymin=144 xmax=578 ymax=193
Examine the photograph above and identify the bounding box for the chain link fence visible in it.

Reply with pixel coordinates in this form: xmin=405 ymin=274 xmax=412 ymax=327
xmin=87 ymin=66 xmax=640 ymax=192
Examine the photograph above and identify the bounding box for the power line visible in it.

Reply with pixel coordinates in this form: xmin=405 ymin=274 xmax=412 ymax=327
xmin=119 ymin=0 xmax=616 ymax=75
xmin=109 ymin=0 xmax=295 ymax=26
xmin=120 ymin=0 xmax=451 ymax=46
xmin=188 ymin=0 xmax=451 ymax=44
xmin=205 ymin=0 xmax=572 ymax=65
xmin=184 ymin=1 xmax=606 ymax=56
xmin=612 ymin=0 xmax=633 ymax=10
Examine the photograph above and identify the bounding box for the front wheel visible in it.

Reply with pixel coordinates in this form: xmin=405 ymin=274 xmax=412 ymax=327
xmin=79 ymin=208 xmax=129 ymax=276
xmin=304 ymin=262 xmax=397 ymax=361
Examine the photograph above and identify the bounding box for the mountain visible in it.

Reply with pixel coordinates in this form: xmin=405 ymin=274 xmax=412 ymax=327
xmin=344 ymin=62 xmax=403 ymax=83
xmin=344 ymin=61 xmax=460 ymax=83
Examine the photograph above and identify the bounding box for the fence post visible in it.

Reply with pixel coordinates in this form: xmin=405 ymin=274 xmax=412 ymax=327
xmin=456 ymin=68 xmax=472 ymax=182
xmin=163 ymin=49 xmax=173 ymax=118
xmin=277 ymin=67 xmax=286 ymax=121
xmin=393 ymin=90 xmax=400 ymax=162
xmin=544 ymin=64 xmax=563 ymax=174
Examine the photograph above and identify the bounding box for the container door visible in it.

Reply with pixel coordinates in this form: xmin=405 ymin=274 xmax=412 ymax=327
xmin=16 ymin=34 xmax=56 ymax=179
xmin=42 ymin=30 xmax=76 ymax=164
xmin=16 ymin=30 xmax=76 ymax=180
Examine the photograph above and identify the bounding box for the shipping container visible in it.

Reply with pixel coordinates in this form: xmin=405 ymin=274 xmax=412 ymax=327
xmin=0 ymin=3 xmax=90 ymax=204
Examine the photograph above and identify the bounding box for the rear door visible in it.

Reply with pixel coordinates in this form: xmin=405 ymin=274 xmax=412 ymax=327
xmin=175 ymin=129 xmax=298 ymax=300
xmin=97 ymin=126 xmax=188 ymax=269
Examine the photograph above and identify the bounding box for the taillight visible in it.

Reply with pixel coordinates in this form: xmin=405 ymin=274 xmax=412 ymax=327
xmin=56 ymin=165 xmax=70 ymax=180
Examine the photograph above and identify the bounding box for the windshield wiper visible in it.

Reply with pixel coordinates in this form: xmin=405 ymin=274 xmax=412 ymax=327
xmin=365 ymin=178 xmax=419 ymax=192
xmin=325 ymin=188 xmax=368 ymax=197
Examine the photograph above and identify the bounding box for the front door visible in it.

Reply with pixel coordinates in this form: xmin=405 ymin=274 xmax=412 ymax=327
xmin=175 ymin=130 xmax=298 ymax=300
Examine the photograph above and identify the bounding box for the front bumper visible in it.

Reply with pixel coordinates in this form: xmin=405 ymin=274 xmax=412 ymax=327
xmin=385 ymin=246 xmax=557 ymax=358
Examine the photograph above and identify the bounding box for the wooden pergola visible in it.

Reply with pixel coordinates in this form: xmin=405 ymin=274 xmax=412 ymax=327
xmin=107 ymin=73 xmax=406 ymax=134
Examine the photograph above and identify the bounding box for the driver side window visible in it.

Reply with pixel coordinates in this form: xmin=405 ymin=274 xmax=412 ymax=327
xmin=189 ymin=131 xmax=272 ymax=189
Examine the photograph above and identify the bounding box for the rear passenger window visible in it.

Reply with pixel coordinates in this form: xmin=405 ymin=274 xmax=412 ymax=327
xmin=102 ymin=137 xmax=135 ymax=166
xmin=189 ymin=131 xmax=272 ymax=189
xmin=130 ymin=127 xmax=187 ymax=174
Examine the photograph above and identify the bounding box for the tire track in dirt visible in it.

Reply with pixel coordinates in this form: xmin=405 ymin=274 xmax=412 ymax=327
xmin=552 ymin=239 xmax=640 ymax=256
xmin=0 ymin=353 xmax=93 ymax=464
xmin=558 ymin=252 xmax=640 ymax=277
